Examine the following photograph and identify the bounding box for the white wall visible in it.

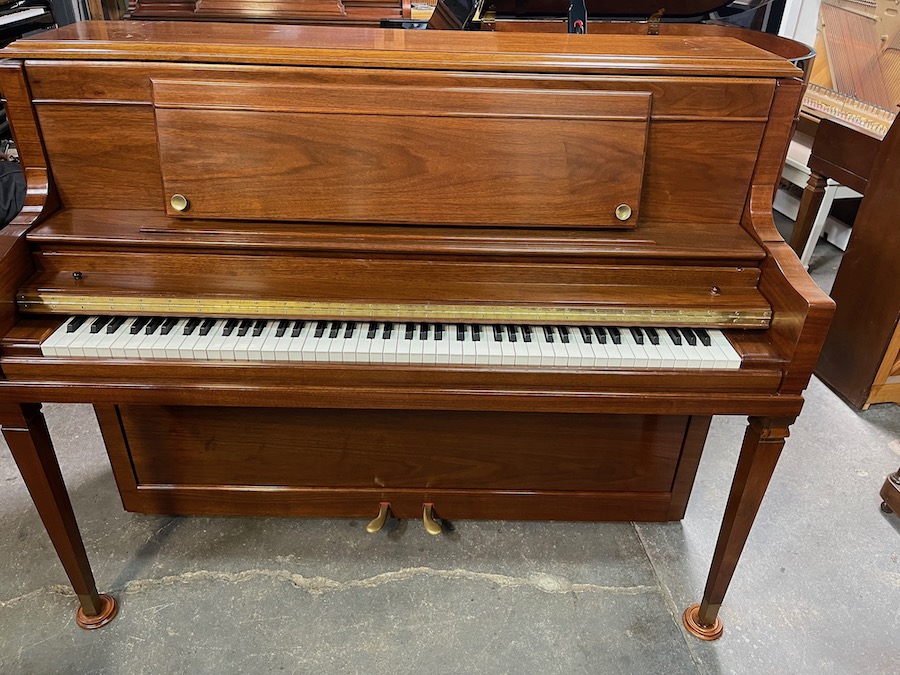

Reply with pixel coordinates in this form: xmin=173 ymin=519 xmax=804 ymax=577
xmin=780 ymin=0 xmax=822 ymax=48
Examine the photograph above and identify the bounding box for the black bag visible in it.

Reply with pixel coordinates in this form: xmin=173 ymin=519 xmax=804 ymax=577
xmin=0 ymin=160 xmax=25 ymax=227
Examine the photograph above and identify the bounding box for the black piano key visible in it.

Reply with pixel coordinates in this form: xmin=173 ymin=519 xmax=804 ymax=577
xmin=506 ymin=325 xmax=518 ymax=343
xmin=522 ymin=325 xmax=533 ymax=343
xmin=681 ymin=327 xmax=697 ymax=346
xmin=666 ymin=327 xmax=682 ymax=345
xmin=145 ymin=317 xmax=164 ymax=334
xmin=695 ymin=328 xmax=712 ymax=347
xmin=107 ymin=316 xmax=127 ymax=334
xmin=314 ymin=321 xmax=327 ymax=338
xmin=90 ymin=316 xmax=111 ymax=333
xmin=404 ymin=323 xmax=415 ymax=340
xmin=344 ymin=322 xmax=356 ymax=338
xmin=275 ymin=319 xmax=290 ymax=338
xmin=328 ymin=322 xmax=342 ymax=339
xmin=184 ymin=317 xmax=201 ymax=335
xmin=419 ymin=323 xmax=430 ymax=340
xmin=456 ymin=324 xmax=466 ymax=341
xmin=607 ymin=327 xmax=622 ymax=345
xmin=645 ymin=327 xmax=660 ymax=345
xmin=492 ymin=325 xmax=503 ymax=342
xmin=291 ymin=320 xmax=305 ymax=338
xmin=366 ymin=323 xmax=378 ymax=339
xmin=130 ymin=317 xmax=150 ymax=334
xmin=558 ymin=326 xmax=570 ymax=343
xmin=592 ymin=326 xmax=607 ymax=344
xmin=160 ymin=317 xmax=178 ymax=335
xmin=629 ymin=327 xmax=644 ymax=345
xmin=237 ymin=319 xmax=254 ymax=337
xmin=383 ymin=322 xmax=394 ymax=339
xmin=252 ymin=319 xmax=267 ymax=337
xmin=472 ymin=325 xmax=482 ymax=342
xmin=66 ymin=316 xmax=88 ymax=333
xmin=435 ymin=323 xmax=444 ymax=341
xmin=579 ymin=326 xmax=592 ymax=343
xmin=543 ymin=326 xmax=555 ymax=343
xmin=222 ymin=318 xmax=239 ymax=337
xmin=199 ymin=318 xmax=216 ymax=336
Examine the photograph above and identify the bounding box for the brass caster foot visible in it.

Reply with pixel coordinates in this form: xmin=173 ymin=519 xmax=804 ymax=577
xmin=881 ymin=501 xmax=893 ymax=514
xmin=76 ymin=594 xmax=118 ymax=630
xmin=682 ymin=604 xmax=723 ymax=641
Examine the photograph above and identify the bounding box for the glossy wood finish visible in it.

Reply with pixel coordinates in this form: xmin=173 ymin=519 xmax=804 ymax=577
xmin=0 ymin=21 xmax=834 ymax=637
xmin=127 ymin=0 xmax=410 ymax=25
xmin=154 ymin=82 xmax=651 ymax=227
xmin=816 ymin=118 xmax=900 ymax=409
xmin=94 ymin=405 xmax=707 ymax=520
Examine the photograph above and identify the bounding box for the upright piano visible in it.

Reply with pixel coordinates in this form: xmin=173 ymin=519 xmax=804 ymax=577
xmin=0 ymin=20 xmax=833 ymax=639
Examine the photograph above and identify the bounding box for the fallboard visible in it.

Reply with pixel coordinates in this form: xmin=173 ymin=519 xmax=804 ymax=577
xmin=152 ymin=79 xmax=651 ymax=228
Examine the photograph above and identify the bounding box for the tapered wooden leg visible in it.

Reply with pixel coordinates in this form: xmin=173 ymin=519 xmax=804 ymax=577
xmin=0 ymin=403 xmax=117 ymax=629
xmin=683 ymin=416 xmax=792 ymax=640
xmin=789 ymin=172 xmax=827 ymax=256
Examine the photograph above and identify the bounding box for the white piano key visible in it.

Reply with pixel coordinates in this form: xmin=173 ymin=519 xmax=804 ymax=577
xmin=92 ymin=318 xmax=134 ymax=358
xmin=51 ymin=318 xmax=96 ymax=357
xmin=364 ymin=323 xmax=385 ymax=364
xmin=709 ymin=330 xmax=742 ymax=369
xmin=157 ymin=319 xmax=190 ymax=359
xmin=409 ymin=324 xmax=427 ymax=364
xmin=191 ymin=320 xmax=224 ymax=360
xmin=245 ymin=321 xmax=276 ymax=361
xmin=380 ymin=324 xmax=401 ymax=364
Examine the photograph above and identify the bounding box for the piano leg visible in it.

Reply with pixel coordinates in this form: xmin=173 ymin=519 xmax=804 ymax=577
xmin=0 ymin=403 xmax=118 ymax=629
xmin=683 ymin=416 xmax=792 ymax=640
xmin=788 ymin=172 xmax=828 ymax=259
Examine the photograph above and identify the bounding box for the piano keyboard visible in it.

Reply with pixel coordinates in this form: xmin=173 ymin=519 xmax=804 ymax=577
xmin=40 ymin=317 xmax=742 ymax=369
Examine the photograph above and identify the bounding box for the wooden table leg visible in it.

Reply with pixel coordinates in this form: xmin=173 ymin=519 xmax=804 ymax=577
xmin=683 ymin=416 xmax=792 ymax=640
xmin=789 ymin=172 xmax=828 ymax=256
xmin=0 ymin=403 xmax=117 ymax=629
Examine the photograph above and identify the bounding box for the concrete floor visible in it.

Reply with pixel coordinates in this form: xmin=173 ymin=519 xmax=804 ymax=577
xmin=1 ymin=237 xmax=898 ymax=674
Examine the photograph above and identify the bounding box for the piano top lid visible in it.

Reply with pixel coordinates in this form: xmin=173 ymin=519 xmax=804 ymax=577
xmin=1 ymin=20 xmax=800 ymax=77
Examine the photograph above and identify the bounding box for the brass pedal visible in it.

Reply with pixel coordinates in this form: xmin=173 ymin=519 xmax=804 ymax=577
xmin=422 ymin=503 xmax=442 ymax=536
xmin=366 ymin=502 xmax=391 ymax=533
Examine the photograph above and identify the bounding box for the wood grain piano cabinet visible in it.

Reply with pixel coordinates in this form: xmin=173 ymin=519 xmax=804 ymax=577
xmin=0 ymin=21 xmax=833 ymax=640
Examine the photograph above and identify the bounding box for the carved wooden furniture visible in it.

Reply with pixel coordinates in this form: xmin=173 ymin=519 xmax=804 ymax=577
xmin=0 ymin=20 xmax=832 ymax=640
xmin=816 ymin=117 xmax=900 ymax=409
xmin=787 ymin=117 xmax=884 ymax=264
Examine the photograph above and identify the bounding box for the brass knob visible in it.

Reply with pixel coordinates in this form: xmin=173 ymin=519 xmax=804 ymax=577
xmin=170 ymin=194 xmax=189 ymax=212
xmin=615 ymin=203 xmax=633 ymax=222
xmin=366 ymin=502 xmax=391 ymax=534
xmin=422 ymin=503 xmax=442 ymax=536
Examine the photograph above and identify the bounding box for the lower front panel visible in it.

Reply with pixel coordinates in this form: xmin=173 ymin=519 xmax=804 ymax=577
xmin=95 ymin=405 xmax=710 ymax=522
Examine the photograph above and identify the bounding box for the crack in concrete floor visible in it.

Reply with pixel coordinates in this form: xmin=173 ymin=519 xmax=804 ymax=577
xmin=0 ymin=566 xmax=659 ymax=610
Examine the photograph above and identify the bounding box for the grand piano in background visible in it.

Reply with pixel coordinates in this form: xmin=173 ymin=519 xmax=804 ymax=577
xmin=0 ymin=19 xmax=832 ymax=640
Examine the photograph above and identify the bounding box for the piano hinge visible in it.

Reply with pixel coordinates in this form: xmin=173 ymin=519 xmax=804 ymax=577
xmin=16 ymin=293 xmax=772 ymax=328
xmin=648 ymin=9 xmax=665 ymax=35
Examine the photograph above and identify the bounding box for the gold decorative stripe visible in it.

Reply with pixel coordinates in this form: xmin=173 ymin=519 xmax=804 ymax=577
xmin=17 ymin=293 xmax=771 ymax=328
